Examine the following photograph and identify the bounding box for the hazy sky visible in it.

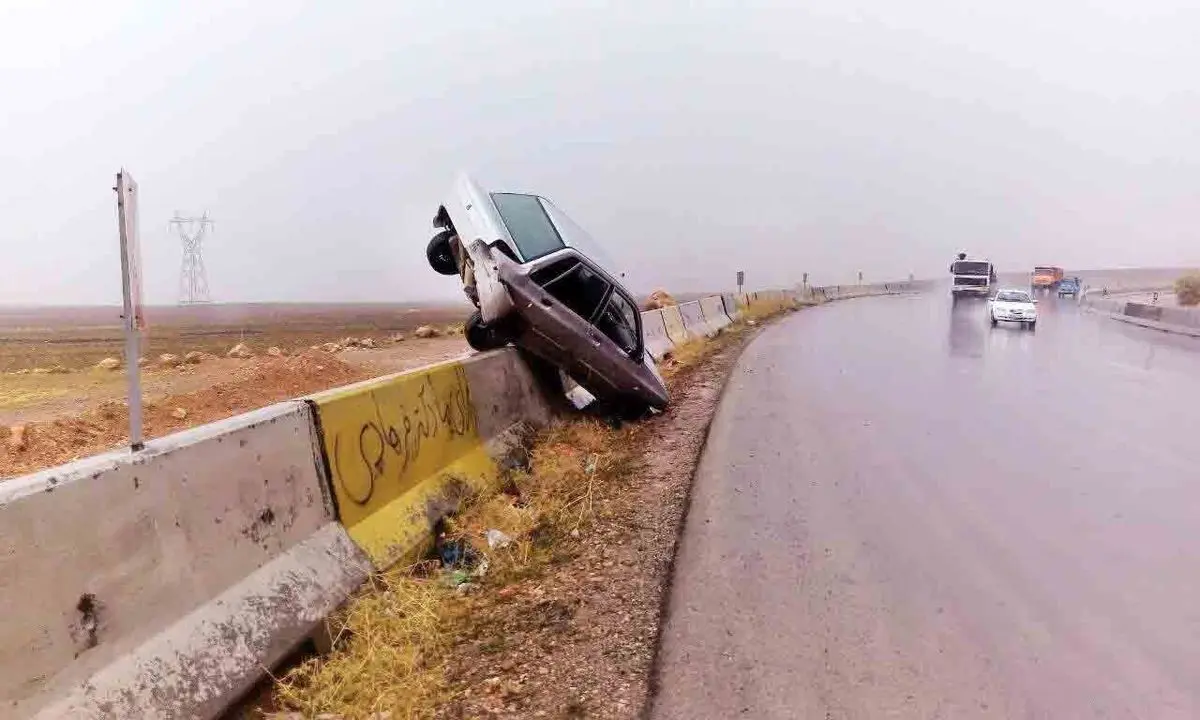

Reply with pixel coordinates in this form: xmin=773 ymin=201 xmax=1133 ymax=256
xmin=2 ymin=1 xmax=1197 ymax=305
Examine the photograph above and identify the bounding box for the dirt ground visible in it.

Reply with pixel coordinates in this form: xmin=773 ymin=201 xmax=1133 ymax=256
xmin=432 ymin=326 xmax=758 ymax=718
xmin=0 ymin=301 xmax=475 ymax=478
xmin=0 ymin=301 xmax=469 ymax=373
xmin=0 ymin=335 xmax=469 ymax=479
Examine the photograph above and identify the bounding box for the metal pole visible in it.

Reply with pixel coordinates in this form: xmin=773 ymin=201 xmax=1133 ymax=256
xmin=116 ymin=171 xmax=144 ymax=451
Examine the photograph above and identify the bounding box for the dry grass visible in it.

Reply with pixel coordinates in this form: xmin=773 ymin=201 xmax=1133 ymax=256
xmin=1175 ymin=273 xmax=1200 ymax=307
xmin=264 ymin=304 xmax=791 ymax=718
xmin=269 ymin=420 xmax=633 ymax=718
xmin=271 ymin=568 xmax=452 ymax=719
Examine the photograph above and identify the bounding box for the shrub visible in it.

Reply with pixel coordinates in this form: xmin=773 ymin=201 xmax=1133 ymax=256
xmin=1175 ymin=273 xmax=1200 ymax=307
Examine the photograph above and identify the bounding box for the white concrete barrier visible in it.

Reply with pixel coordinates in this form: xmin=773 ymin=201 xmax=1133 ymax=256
xmin=641 ymin=309 xmax=674 ymax=361
xmin=721 ymin=294 xmax=741 ymax=321
xmin=678 ymin=301 xmax=707 ymax=340
xmin=699 ymin=296 xmax=731 ymax=333
xmin=1 ymin=402 xmax=369 ymax=719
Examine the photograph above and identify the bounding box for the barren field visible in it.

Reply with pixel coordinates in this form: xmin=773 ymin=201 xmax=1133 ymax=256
xmin=1 ymin=302 xmax=471 ymax=478
xmin=0 ymin=301 xmax=471 ymax=373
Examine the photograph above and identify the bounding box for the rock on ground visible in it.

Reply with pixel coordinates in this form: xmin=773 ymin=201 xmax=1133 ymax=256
xmin=226 ymin=343 xmax=254 ymax=359
xmin=171 ymin=407 xmax=188 ymax=420
xmin=184 ymin=351 xmax=205 ymax=364
xmin=267 ymin=346 xmax=286 ymax=357
xmin=414 ymin=325 xmax=440 ymax=339
xmin=7 ymin=425 xmax=27 ymax=451
xmin=96 ymin=357 xmax=121 ymax=371
xmin=158 ymin=353 xmax=181 ymax=366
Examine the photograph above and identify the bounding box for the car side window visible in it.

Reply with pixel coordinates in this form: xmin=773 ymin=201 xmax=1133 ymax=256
xmin=542 ymin=260 xmax=611 ymax=323
xmin=596 ymin=290 xmax=640 ymax=357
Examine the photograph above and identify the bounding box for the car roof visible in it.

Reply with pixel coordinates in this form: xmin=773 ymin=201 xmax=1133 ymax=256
xmin=995 ymin=288 xmax=1032 ymax=296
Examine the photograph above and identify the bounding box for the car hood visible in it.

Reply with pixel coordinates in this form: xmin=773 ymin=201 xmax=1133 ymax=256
xmin=992 ymin=301 xmax=1036 ymax=311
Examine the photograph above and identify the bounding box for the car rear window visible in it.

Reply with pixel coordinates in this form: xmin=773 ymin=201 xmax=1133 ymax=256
xmin=491 ymin=193 xmax=566 ymax=261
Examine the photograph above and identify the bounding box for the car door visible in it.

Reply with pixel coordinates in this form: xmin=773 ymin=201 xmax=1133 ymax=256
xmin=511 ymin=253 xmax=645 ymax=399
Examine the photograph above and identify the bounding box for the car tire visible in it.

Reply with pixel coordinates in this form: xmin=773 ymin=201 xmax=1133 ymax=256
xmin=465 ymin=310 xmax=516 ymax=352
xmin=427 ymin=230 xmax=459 ymax=276
xmin=1028 ymin=321 xmax=1036 ymax=331
xmin=990 ymin=315 xmax=997 ymax=327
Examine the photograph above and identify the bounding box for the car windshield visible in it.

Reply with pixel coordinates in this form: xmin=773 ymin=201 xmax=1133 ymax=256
xmin=995 ymin=291 xmax=1031 ymax=302
xmin=491 ymin=192 xmax=567 ymax=261
xmin=952 ymin=261 xmax=991 ymax=275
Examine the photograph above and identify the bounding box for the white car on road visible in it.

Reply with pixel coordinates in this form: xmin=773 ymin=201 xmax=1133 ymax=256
xmin=989 ymin=289 xmax=1038 ymax=330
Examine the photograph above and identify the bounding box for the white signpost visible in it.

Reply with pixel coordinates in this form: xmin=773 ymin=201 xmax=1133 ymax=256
xmin=115 ymin=169 xmax=146 ymax=451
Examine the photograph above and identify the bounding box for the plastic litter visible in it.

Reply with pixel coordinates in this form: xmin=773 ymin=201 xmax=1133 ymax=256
xmin=486 ymin=529 xmax=513 ymax=549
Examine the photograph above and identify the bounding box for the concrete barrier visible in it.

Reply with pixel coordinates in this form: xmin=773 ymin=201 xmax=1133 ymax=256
xmin=641 ymin=309 xmax=674 ymax=361
xmin=678 ymin=301 xmax=707 ymax=339
xmin=1 ymin=402 xmax=368 ymax=719
xmin=1158 ymin=306 xmax=1200 ymax=330
xmin=305 ymin=350 xmax=552 ymax=569
xmin=721 ymin=294 xmax=741 ymax=321
xmin=1082 ymin=299 xmax=1200 ymax=338
xmin=661 ymin=305 xmax=689 ymax=346
xmin=698 ymin=296 xmax=730 ymax=335
xmin=1124 ymin=302 xmax=1163 ymax=322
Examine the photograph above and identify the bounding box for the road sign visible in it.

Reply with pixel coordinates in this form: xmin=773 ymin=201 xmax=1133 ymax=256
xmin=116 ymin=169 xmax=145 ymax=450
xmin=737 ymin=270 xmax=744 ymax=293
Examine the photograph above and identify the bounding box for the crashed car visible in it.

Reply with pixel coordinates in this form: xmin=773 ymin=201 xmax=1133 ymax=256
xmin=426 ymin=174 xmax=669 ymax=414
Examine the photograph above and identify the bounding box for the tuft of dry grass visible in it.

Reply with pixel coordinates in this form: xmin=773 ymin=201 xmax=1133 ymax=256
xmin=1175 ymin=273 xmax=1200 ymax=307
xmin=271 ymin=568 xmax=452 ymax=719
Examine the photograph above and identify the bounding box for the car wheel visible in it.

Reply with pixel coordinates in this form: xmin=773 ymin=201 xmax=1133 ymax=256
xmin=990 ymin=315 xmax=997 ymax=327
xmin=465 ymin=310 xmax=516 ymax=351
xmin=426 ymin=229 xmax=459 ymax=276
xmin=1028 ymin=321 xmax=1036 ymax=331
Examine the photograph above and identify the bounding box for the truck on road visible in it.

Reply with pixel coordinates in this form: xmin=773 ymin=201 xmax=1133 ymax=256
xmin=950 ymin=255 xmax=996 ymax=301
xmin=1057 ymin=276 xmax=1081 ymax=298
xmin=1032 ymin=266 xmax=1064 ymax=294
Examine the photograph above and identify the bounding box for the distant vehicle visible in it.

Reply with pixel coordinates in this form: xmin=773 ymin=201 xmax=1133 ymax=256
xmin=950 ymin=255 xmax=996 ymax=301
xmin=1032 ymin=266 xmax=1064 ymax=293
xmin=989 ymin=288 xmax=1038 ymax=330
xmin=426 ymin=174 xmax=668 ymax=414
xmin=1057 ymin=277 xmax=1081 ymax=298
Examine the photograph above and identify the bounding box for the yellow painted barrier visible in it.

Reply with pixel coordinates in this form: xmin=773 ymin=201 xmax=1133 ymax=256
xmin=308 ymin=362 xmax=499 ymax=567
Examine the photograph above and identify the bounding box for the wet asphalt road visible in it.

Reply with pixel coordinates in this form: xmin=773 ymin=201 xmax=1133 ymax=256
xmin=652 ymin=292 xmax=1200 ymax=719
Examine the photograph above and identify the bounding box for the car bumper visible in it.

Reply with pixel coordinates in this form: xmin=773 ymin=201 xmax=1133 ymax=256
xmin=464 ymin=238 xmax=516 ymax=323
xmin=993 ymin=315 xmax=1036 ymax=322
